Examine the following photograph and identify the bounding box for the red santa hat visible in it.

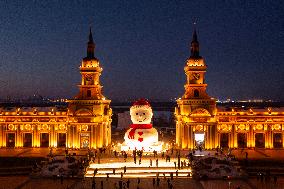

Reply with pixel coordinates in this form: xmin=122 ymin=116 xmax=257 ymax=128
xmin=133 ymin=98 xmax=151 ymax=107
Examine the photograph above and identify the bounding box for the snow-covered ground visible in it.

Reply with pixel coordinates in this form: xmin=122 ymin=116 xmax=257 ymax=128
xmin=31 ymin=156 xmax=83 ymax=178
xmin=192 ymin=155 xmax=244 ymax=179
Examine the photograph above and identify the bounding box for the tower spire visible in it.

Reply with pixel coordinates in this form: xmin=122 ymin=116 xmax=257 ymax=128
xmin=190 ymin=27 xmax=200 ymax=58
xmin=87 ymin=27 xmax=95 ymax=58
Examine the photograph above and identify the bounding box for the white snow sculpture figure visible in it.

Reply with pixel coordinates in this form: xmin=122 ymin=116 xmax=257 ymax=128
xmin=123 ymin=99 xmax=162 ymax=151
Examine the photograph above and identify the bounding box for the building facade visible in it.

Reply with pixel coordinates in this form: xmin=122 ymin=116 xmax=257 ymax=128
xmin=0 ymin=29 xmax=112 ymax=149
xmin=175 ymin=30 xmax=284 ymax=149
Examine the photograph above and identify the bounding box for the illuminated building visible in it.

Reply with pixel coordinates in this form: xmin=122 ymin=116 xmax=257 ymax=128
xmin=0 ymin=28 xmax=112 ymax=148
xmin=175 ymin=30 xmax=284 ymax=149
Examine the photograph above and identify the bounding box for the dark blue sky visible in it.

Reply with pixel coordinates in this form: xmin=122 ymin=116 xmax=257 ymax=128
xmin=0 ymin=1 xmax=283 ymax=101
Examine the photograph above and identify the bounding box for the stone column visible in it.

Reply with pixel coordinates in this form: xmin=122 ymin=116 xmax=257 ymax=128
xmin=282 ymin=131 xmax=284 ymax=148
xmin=96 ymin=124 xmax=101 ymax=148
xmin=234 ymin=130 xmax=238 ymax=148
xmin=188 ymin=125 xmax=193 ymax=149
xmin=184 ymin=124 xmax=188 ymax=149
xmin=181 ymin=124 xmax=186 ymax=149
xmin=93 ymin=124 xmax=97 ymax=148
xmin=0 ymin=124 xmax=2 ymax=147
xmin=209 ymin=125 xmax=212 ymax=149
xmin=90 ymin=125 xmax=94 ymax=148
xmin=100 ymin=123 xmax=103 ymax=147
xmin=3 ymin=124 xmax=7 ymax=147
xmin=75 ymin=125 xmax=80 ymax=148
xmin=213 ymin=124 xmax=217 ymax=148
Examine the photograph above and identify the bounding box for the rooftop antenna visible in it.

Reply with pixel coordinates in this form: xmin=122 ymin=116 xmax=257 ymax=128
xmin=193 ymin=18 xmax=198 ymax=30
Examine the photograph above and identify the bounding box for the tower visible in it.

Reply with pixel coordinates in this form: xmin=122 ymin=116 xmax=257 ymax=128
xmin=175 ymin=29 xmax=217 ymax=149
xmin=68 ymin=28 xmax=112 ymax=149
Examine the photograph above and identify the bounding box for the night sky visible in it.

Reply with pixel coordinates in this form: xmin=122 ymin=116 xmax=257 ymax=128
xmin=0 ymin=1 xmax=283 ymax=101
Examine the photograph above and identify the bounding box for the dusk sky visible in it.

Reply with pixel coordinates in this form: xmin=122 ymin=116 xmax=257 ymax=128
xmin=0 ymin=1 xmax=283 ymax=101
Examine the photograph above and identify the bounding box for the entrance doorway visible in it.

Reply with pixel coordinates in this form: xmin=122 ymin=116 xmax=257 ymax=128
xmin=237 ymin=133 xmax=247 ymax=148
xmin=23 ymin=133 xmax=32 ymax=147
xmin=58 ymin=133 xmax=66 ymax=147
xmin=273 ymin=133 xmax=282 ymax=148
xmin=194 ymin=133 xmax=205 ymax=149
xmin=220 ymin=133 xmax=229 ymax=148
xmin=40 ymin=133 xmax=49 ymax=147
xmin=6 ymin=133 xmax=15 ymax=147
xmin=80 ymin=133 xmax=90 ymax=148
xmin=255 ymin=133 xmax=265 ymax=148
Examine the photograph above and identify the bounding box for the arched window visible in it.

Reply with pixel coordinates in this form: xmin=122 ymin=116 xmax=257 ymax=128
xmin=87 ymin=90 xmax=91 ymax=97
xmin=194 ymin=89 xmax=199 ymax=97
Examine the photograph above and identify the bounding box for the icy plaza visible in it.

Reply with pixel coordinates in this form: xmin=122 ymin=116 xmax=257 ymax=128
xmin=86 ymin=156 xmax=191 ymax=178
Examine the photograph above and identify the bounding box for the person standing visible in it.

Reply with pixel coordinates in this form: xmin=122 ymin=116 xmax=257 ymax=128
xmin=119 ymin=180 xmax=123 ymax=189
xmin=157 ymin=177 xmax=160 ymax=187
xmin=101 ymin=180 xmax=103 ymax=189
xmin=126 ymin=179 xmax=130 ymax=189
xmin=152 ymin=178 xmax=155 ymax=186
xmin=274 ymin=175 xmax=277 ymax=185
xmin=92 ymin=180 xmax=96 ymax=189
xmin=167 ymin=178 xmax=170 ymax=188
xmin=60 ymin=174 xmax=63 ymax=184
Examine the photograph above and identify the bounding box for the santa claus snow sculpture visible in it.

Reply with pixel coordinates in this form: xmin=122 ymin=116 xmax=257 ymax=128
xmin=121 ymin=99 xmax=163 ymax=152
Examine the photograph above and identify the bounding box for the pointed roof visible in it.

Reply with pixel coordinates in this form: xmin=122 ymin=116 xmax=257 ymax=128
xmin=86 ymin=27 xmax=95 ymax=59
xmin=190 ymin=28 xmax=201 ymax=58
xmin=88 ymin=27 xmax=94 ymax=44
xmin=192 ymin=29 xmax=198 ymax=43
